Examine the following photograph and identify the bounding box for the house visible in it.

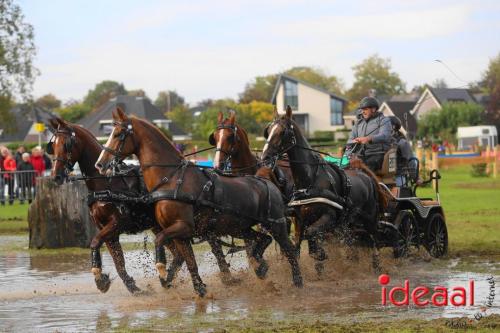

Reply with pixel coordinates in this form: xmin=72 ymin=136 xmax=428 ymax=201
xmin=411 ymin=87 xmax=477 ymax=120
xmin=379 ymin=95 xmax=418 ymax=140
xmin=271 ymin=74 xmax=347 ymax=137
xmin=0 ymin=105 xmax=55 ymax=144
xmin=78 ymin=95 xmax=191 ymax=141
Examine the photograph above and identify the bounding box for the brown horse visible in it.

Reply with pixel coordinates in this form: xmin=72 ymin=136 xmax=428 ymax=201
xmin=48 ymin=118 xmax=240 ymax=291
xmin=47 ymin=117 xmax=173 ymax=293
xmin=261 ymin=107 xmax=388 ymax=272
xmin=95 ymin=107 xmax=303 ymax=297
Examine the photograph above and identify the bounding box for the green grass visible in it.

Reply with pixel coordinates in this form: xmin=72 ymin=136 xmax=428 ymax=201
xmin=417 ymin=165 xmax=500 ymax=255
xmin=0 ymin=201 xmax=29 ymax=234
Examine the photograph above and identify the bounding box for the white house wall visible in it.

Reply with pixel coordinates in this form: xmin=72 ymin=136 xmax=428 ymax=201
xmin=412 ymin=90 xmax=441 ymax=119
xmin=276 ymin=84 xmax=285 ymax=112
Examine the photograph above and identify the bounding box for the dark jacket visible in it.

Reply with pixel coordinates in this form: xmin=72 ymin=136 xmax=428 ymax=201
xmin=348 ymin=112 xmax=392 ymax=156
xmin=17 ymin=161 xmax=35 ymax=186
xmin=394 ymin=132 xmax=413 ymax=175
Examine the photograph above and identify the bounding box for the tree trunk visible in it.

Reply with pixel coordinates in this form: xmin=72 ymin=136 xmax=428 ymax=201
xmin=28 ymin=177 xmax=96 ymax=248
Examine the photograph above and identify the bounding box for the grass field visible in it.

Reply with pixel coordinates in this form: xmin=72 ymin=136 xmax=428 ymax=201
xmin=1 ymin=165 xmax=499 ymax=255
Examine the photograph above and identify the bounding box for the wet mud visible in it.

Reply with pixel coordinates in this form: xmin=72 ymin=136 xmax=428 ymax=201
xmin=0 ymin=234 xmax=498 ymax=332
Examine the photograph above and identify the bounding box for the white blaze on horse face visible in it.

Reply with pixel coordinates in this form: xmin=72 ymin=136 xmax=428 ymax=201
xmin=214 ymin=128 xmax=225 ymax=168
xmin=262 ymin=124 xmax=278 ymax=156
xmin=96 ymin=127 xmax=116 ymax=171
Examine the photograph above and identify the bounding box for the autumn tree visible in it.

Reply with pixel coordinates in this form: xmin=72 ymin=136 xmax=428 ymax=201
xmin=35 ymin=93 xmax=61 ymax=110
xmin=53 ymin=100 xmax=91 ymax=123
xmin=155 ymin=90 xmax=185 ymax=113
xmin=348 ymin=54 xmax=406 ymax=101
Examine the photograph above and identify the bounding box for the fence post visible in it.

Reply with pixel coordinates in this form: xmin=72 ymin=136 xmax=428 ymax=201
xmin=432 ymin=151 xmax=439 ymax=190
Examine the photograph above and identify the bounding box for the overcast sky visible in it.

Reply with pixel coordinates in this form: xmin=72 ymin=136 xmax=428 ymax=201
xmin=19 ymin=0 xmax=500 ymax=105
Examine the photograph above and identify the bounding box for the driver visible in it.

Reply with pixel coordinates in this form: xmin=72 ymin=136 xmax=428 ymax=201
xmin=348 ymin=96 xmax=392 ymax=172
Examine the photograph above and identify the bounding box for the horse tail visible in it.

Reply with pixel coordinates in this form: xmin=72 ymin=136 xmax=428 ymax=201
xmin=349 ymin=159 xmax=389 ymax=211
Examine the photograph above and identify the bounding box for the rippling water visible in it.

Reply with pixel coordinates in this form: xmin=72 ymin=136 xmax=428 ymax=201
xmin=0 ymin=234 xmax=498 ymax=332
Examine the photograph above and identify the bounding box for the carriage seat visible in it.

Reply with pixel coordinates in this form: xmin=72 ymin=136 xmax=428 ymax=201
xmin=375 ymin=147 xmax=397 ymax=185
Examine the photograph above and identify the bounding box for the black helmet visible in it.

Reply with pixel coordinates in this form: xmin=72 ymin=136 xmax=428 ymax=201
xmin=389 ymin=116 xmax=402 ymax=131
xmin=359 ymin=96 xmax=379 ymax=109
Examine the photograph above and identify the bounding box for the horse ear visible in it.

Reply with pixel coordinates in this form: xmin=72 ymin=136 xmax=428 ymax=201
xmin=113 ymin=106 xmax=128 ymax=121
xmin=48 ymin=118 xmax=59 ymax=130
xmin=217 ymin=111 xmax=223 ymax=124
xmin=273 ymin=105 xmax=279 ymax=120
xmin=229 ymin=110 xmax=236 ymax=125
xmin=286 ymin=105 xmax=292 ymax=119
xmin=208 ymin=133 xmax=216 ymax=146
xmin=263 ymin=125 xmax=270 ymax=139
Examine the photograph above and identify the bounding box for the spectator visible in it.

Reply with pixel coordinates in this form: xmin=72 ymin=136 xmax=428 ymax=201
xmin=15 ymin=146 xmax=26 ymax=166
xmin=2 ymin=148 xmax=17 ymax=205
xmin=16 ymin=153 xmax=35 ymax=204
xmin=0 ymin=146 xmax=6 ymax=205
xmin=30 ymin=147 xmax=46 ymax=177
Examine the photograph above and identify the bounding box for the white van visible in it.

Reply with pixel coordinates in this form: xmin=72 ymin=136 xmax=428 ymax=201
xmin=457 ymin=126 xmax=498 ymax=150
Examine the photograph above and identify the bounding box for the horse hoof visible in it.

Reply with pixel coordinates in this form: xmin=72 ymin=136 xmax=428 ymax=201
xmin=159 ymin=277 xmax=173 ymax=289
xmin=125 ymin=280 xmax=141 ymax=294
xmin=95 ymin=273 xmax=111 ymax=293
xmin=195 ymin=283 xmax=207 ymax=298
xmin=293 ymin=275 xmax=304 ymax=288
xmin=255 ymin=261 xmax=269 ymax=279
xmin=314 ymin=262 xmax=324 ymax=276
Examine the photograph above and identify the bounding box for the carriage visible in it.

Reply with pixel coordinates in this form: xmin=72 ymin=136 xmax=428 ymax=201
xmin=331 ymin=144 xmax=448 ymax=259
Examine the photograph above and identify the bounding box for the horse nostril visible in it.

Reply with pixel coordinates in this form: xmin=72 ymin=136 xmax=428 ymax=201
xmin=95 ymin=163 xmax=103 ymax=170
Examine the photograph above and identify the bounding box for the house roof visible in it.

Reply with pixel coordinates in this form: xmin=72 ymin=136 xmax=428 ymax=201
xmin=381 ymin=101 xmax=418 ymax=136
xmin=78 ymin=95 xmax=187 ymax=137
xmin=428 ymin=87 xmax=475 ymax=105
xmin=271 ymin=74 xmax=348 ymax=104
xmin=0 ymin=105 xmax=56 ymax=143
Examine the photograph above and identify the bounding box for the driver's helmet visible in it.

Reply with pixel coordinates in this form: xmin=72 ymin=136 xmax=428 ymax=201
xmin=358 ymin=96 xmax=380 ymax=110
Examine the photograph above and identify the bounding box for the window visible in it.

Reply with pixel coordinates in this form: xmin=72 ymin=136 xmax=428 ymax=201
xmin=330 ymin=98 xmax=344 ymax=125
xmin=284 ymin=80 xmax=298 ymax=110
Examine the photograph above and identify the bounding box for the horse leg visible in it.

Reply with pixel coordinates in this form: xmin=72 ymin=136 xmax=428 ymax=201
xmin=207 ymin=236 xmax=240 ymax=285
xmin=242 ymin=228 xmax=272 ymax=279
xmin=304 ymin=213 xmax=331 ymax=276
xmin=268 ymin=218 xmax=303 ymax=287
xmin=154 ymin=223 xmax=206 ymax=297
xmin=90 ymin=216 xmax=121 ymax=293
xmin=105 ymin=239 xmax=141 ymax=293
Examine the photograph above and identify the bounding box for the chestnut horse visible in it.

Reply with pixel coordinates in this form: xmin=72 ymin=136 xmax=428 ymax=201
xmin=95 ymin=107 xmax=303 ymax=297
xmin=48 ymin=118 xmax=241 ymax=291
xmin=48 ymin=117 xmax=168 ymax=293
xmin=261 ymin=107 xmax=387 ymax=272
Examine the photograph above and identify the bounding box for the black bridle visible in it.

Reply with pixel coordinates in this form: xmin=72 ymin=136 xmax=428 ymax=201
xmin=102 ymin=120 xmax=136 ymax=160
xmin=214 ymin=123 xmax=239 ymax=172
xmin=262 ymin=119 xmax=297 ymax=169
xmin=48 ymin=128 xmax=77 ymax=174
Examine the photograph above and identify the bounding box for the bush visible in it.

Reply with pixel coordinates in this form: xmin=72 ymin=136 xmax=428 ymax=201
xmin=312 ymin=131 xmax=334 ymax=141
xmin=470 ymin=163 xmax=489 ymax=177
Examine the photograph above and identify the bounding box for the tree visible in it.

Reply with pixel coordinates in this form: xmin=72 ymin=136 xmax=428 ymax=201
xmin=0 ymin=95 xmax=14 ymax=133
xmin=155 ymin=90 xmax=185 ymax=113
xmin=481 ymin=52 xmax=500 ymax=132
xmin=239 ymin=66 xmax=344 ymax=103
xmin=432 ymin=78 xmax=448 ymax=89
xmin=35 ymin=93 xmax=61 ymax=110
xmin=0 ymin=0 xmax=38 ymax=99
xmin=54 ymin=101 xmax=91 ymax=123
xmin=348 ymin=54 xmax=406 ymax=101
xmin=83 ymin=80 xmax=127 ymax=110
xmin=168 ymin=104 xmax=194 ymax=133
xmin=417 ymin=102 xmax=483 ymax=141
xmin=127 ymin=89 xmax=148 ymax=98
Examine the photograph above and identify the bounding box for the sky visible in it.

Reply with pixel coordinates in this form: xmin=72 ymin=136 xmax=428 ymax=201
xmin=18 ymin=0 xmax=500 ymax=105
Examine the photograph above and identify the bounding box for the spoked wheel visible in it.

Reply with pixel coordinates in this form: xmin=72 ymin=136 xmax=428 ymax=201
xmin=393 ymin=210 xmax=419 ymax=258
xmin=425 ymin=213 xmax=448 ymax=258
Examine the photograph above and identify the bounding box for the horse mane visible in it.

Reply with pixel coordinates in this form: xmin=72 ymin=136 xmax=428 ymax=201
xmin=349 ymin=159 xmax=389 ymax=210
xmin=132 ymin=116 xmax=183 ymax=159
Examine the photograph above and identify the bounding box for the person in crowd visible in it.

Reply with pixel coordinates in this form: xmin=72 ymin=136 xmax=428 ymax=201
xmin=15 ymin=146 xmax=26 ymax=166
xmin=2 ymin=148 xmax=17 ymax=205
xmin=0 ymin=146 xmax=7 ymax=205
xmin=16 ymin=152 xmax=35 ymax=204
xmin=348 ymin=96 xmax=392 ymax=172
xmin=30 ymin=147 xmax=46 ymax=177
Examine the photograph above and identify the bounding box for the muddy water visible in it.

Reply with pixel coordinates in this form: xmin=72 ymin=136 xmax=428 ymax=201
xmin=0 ymin=234 xmax=498 ymax=332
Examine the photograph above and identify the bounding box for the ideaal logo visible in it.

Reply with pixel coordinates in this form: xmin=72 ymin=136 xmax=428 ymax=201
xmin=378 ymin=274 xmax=475 ymax=306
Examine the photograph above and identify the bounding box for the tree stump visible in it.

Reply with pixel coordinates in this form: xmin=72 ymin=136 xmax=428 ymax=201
xmin=28 ymin=177 xmax=96 ymax=248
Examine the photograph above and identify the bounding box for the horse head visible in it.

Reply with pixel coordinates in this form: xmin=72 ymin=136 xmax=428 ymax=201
xmin=261 ymin=105 xmax=297 ymax=166
xmin=95 ymin=106 xmax=136 ymax=176
xmin=48 ymin=117 xmax=80 ymax=185
xmin=209 ymin=110 xmax=245 ymax=171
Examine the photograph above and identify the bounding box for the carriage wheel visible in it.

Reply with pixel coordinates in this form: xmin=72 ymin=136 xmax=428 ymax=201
xmin=393 ymin=210 xmax=419 ymax=258
xmin=425 ymin=213 xmax=448 ymax=258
